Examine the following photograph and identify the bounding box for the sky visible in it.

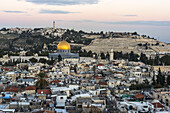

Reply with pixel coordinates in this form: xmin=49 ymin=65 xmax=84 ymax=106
xmin=0 ymin=0 xmax=170 ymax=43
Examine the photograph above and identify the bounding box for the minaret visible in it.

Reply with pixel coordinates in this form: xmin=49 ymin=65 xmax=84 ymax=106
xmin=43 ymin=43 xmax=48 ymax=49
xmin=98 ymin=53 xmax=101 ymax=60
xmin=53 ymin=21 xmax=55 ymax=30
xmin=110 ymin=48 xmax=114 ymax=61
xmin=43 ymin=43 xmax=48 ymax=51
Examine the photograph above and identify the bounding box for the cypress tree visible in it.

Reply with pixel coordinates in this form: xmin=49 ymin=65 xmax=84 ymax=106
xmin=101 ymin=52 xmax=106 ymax=59
xmin=58 ymin=54 xmax=62 ymax=62
xmin=106 ymin=52 xmax=110 ymax=60
xmin=167 ymin=75 xmax=170 ymax=85
xmin=157 ymin=68 xmax=162 ymax=85
xmin=152 ymin=74 xmax=156 ymax=85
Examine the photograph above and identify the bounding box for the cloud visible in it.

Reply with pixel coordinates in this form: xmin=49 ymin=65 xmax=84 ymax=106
xmin=39 ymin=9 xmax=79 ymax=14
xmin=3 ymin=10 xmax=26 ymax=13
xmin=102 ymin=21 xmax=170 ymax=26
xmin=22 ymin=0 xmax=99 ymax=5
xmin=123 ymin=15 xmax=138 ymax=17
xmin=55 ymin=20 xmax=170 ymax=26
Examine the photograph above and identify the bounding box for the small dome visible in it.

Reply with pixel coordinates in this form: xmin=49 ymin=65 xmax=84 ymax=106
xmin=57 ymin=40 xmax=71 ymax=50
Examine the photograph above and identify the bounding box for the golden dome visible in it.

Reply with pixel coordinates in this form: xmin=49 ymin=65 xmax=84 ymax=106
xmin=57 ymin=40 xmax=71 ymax=50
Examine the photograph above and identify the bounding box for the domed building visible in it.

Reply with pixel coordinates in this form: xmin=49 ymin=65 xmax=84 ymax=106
xmin=57 ymin=40 xmax=71 ymax=53
xmin=49 ymin=40 xmax=79 ymax=60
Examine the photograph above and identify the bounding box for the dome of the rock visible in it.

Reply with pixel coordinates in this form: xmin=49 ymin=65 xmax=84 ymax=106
xmin=57 ymin=40 xmax=71 ymax=50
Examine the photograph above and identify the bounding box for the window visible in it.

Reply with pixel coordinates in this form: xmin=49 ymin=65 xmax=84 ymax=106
xmin=143 ymin=106 xmax=148 ymax=108
xmin=60 ymin=97 xmax=63 ymax=99
xmin=78 ymin=105 xmax=82 ymax=108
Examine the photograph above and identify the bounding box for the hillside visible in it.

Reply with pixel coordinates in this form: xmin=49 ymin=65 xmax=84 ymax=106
xmin=0 ymin=33 xmax=55 ymax=50
xmin=82 ymin=38 xmax=170 ymax=56
xmin=0 ymin=29 xmax=92 ymax=51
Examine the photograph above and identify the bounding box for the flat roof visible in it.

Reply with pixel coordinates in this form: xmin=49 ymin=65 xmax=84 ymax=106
xmin=0 ymin=104 xmax=9 ymax=109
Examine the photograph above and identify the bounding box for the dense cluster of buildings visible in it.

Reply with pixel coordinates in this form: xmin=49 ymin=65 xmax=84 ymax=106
xmin=1 ymin=22 xmax=170 ymax=59
xmin=0 ymin=27 xmax=66 ymax=39
xmin=0 ymin=40 xmax=169 ymax=113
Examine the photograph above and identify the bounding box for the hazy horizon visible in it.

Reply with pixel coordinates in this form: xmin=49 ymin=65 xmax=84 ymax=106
xmin=1 ymin=0 xmax=170 ymax=43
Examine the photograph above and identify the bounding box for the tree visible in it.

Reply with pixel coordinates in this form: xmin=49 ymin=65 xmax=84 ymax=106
xmin=156 ymin=42 xmax=159 ymax=46
xmin=154 ymin=55 xmax=160 ymax=65
xmin=129 ymin=83 xmax=151 ymax=90
xmin=35 ymin=72 xmax=49 ymax=89
xmin=26 ymin=40 xmax=33 ymax=45
xmin=161 ymin=74 xmax=165 ymax=86
xmin=167 ymin=75 xmax=170 ymax=85
xmin=79 ymin=50 xmax=89 ymax=57
xmin=93 ymin=52 xmax=98 ymax=59
xmin=156 ymin=68 xmax=165 ymax=86
xmin=29 ymin=58 xmax=38 ymax=63
xmin=129 ymin=51 xmax=135 ymax=61
xmin=157 ymin=68 xmax=161 ymax=85
xmin=152 ymin=74 xmax=156 ymax=85
xmin=100 ymin=31 xmax=104 ymax=35
xmin=39 ymin=52 xmax=49 ymax=56
xmin=58 ymin=54 xmax=62 ymax=62
xmin=148 ymin=56 xmax=153 ymax=65
xmin=118 ymin=51 xmax=123 ymax=59
xmin=74 ymin=64 xmax=77 ymax=73
xmin=114 ymin=52 xmax=118 ymax=59
xmin=122 ymin=53 xmax=129 ymax=60
xmin=160 ymin=55 xmax=170 ymax=65
xmin=145 ymin=46 xmax=148 ymax=50
xmin=93 ymin=65 xmax=96 ymax=75
xmin=132 ymin=32 xmax=138 ymax=35
xmin=39 ymin=58 xmax=47 ymax=64
xmin=106 ymin=52 xmax=110 ymax=60
xmin=47 ymin=59 xmax=55 ymax=65
xmin=87 ymin=51 xmax=93 ymax=57
xmin=100 ymin=53 xmax=106 ymax=59
xmin=79 ymin=30 xmax=85 ymax=34
xmin=0 ymin=28 xmax=7 ymax=31
xmin=144 ymin=79 xmax=149 ymax=85
xmin=140 ymin=53 xmax=148 ymax=64
xmin=0 ymin=83 xmax=3 ymax=92
xmin=138 ymin=43 xmax=142 ymax=46
xmin=0 ymin=49 xmax=4 ymax=58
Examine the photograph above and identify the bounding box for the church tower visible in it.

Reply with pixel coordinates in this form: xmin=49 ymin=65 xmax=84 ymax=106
xmin=53 ymin=21 xmax=55 ymax=30
xmin=110 ymin=48 xmax=114 ymax=61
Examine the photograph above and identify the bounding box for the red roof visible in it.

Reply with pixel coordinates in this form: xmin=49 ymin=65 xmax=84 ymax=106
xmin=151 ymin=103 xmax=164 ymax=108
xmin=43 ymin=110 xmax=55 ymax=113
xmin=94 ymin=75 xmax=103 ymax=80
xmin=84 ymin=65 xmax=89 ymax=68
xmin=25 ymin=86 xmax=36 ymax=90
xmin=45 ymin=76 xmax=50 ymax=78
xmin=97 ymin=64 xmax=104 ymax=66
xmin=134 ymin=94 xmax=144 ymax=99
xmin=82 ymin=80 xmax=87 ymax=83
xmin=115 ymin=72 xmax=123 ymax=74
xmin=37 ymin=89 xmax=52 ymax=95
xmin=99 ymin=81 xmax=107 ymax=85
xmin=3 ymin=68 xmax=10 ymax=71
xmin=50 ymin=80 xmax=61 ymax=84
xmin=5 ymin=86 xmax=18 ymax=93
